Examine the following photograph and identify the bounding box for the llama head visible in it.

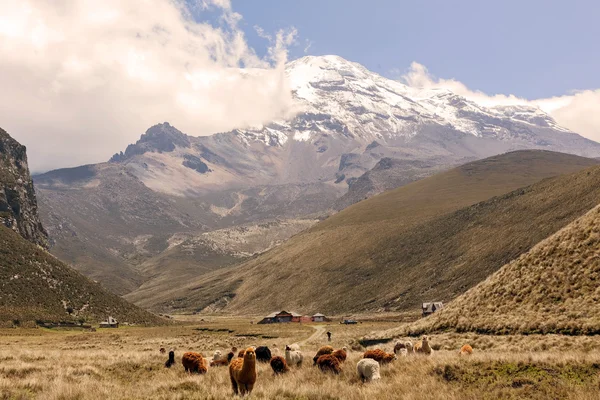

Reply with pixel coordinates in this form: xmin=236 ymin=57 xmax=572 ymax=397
xmin=244 ymin=347 xmax=256 ymax=361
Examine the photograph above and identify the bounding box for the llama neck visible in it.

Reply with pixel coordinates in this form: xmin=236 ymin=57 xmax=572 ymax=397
xmin=242 ymin=358 xmax=256 ymax=374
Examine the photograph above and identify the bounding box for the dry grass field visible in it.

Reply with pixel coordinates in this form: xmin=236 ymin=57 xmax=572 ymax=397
xmin=2 ymin=317 xmax=600 ymax=399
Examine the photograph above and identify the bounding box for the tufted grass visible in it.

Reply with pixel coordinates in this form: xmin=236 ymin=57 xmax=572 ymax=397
xmin=1 ymin=319 xmax=600 ymax=399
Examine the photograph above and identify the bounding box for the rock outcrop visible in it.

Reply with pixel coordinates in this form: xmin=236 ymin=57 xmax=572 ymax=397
xmin=0 ymin=127 xmax=48 ymax=248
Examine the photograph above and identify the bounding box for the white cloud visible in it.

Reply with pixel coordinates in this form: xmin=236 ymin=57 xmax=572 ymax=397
xmin=303 ymin=39 xmax=313 ymax=54
xmin=400 ymin=62 xmax=600 ymax=143
xmin=0 ymin=0 xmax=297 ymax=171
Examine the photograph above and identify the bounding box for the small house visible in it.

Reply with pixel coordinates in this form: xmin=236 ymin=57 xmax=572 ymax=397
xmin=258 ymin=311 xmax=301 ymax=324
xmin=422 ymin=302 xmax=443 ymax=317
xmin=311 ymin=313 xmax=326 ymax=322
xmin=99 ymin=316 xmax=119 ymax=328
xmin=258 ymin=312 xmax=278 ymax=324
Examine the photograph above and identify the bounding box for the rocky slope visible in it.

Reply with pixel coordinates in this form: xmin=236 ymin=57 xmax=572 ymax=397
xmin=35 ymin=55 xmax=600 ymax=297
xmin=132 ymin=151 xmax=600 ymax=314
xmin=0 ymin=127 xmax=48 ymax=248
xmin=123 ymin=218 xmax=318 ymax=311
xmin=334 ymin=156 xmax=458 ymax=210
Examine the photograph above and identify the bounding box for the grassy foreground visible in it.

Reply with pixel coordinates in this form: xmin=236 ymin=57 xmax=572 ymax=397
xmin=1 ymin=318 xmax=600 ymax=399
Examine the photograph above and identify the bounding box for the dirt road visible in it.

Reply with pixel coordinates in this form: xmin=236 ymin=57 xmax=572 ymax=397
xmin=299 ymin=324 xmax=327 ymax=346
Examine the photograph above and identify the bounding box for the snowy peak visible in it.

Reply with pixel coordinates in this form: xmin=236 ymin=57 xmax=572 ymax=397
xmin=491 ymin=105 xmax=569 ymax=132
xmin=286 ymin=55 xmax=378 ymax=95
xmin=283 ymin=55 xmax=571 ymax=138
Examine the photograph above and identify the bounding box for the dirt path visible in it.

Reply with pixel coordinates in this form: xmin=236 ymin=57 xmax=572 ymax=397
xmin=299 ymin=324 xmax=326 ymax=346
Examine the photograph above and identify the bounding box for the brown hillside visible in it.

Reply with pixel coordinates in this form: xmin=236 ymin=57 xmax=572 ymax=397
xmin=148 ymin=150 xmax=600 ymax=314
xmin=0 ymin=225 xmax=164 ymax=327
xmin=403 ymin=204 xmax=600 ymax=335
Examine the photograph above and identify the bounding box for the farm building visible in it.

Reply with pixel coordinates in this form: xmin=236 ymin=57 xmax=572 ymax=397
xmin=258 ymin=311 xmax=303 ymax=324
xmin=311 ymin=313 xmax=328 ymax=322
xmin=422 ymin=302 xmax=444 ymax=317
xmin=99 ymin=316 xmax=119 ymax=328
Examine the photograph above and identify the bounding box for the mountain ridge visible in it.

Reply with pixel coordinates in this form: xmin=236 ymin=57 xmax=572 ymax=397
xmin=33 ymin=54 xmax=600 ymax=297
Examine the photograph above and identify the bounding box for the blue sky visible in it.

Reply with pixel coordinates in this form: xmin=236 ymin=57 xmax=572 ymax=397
xmin=229 ymin=0 xmax=600 ymax=99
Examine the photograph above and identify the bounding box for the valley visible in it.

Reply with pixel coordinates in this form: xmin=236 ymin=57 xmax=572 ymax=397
xmin=32 ymin=56 xmax=600 ymax=312
xmin=144 ymin=151 xmax=600 ymax=314
xmin=6 ymin=55 xmax=600 ymax=325
xmin=4 ymin=3 xmax=600 ymax=399
xmin=0 ymin=0 xmax=600 ymax=400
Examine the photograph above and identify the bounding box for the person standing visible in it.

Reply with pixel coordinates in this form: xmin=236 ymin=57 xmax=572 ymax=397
xmin=326 ymin=331 xmax=332 ymax=342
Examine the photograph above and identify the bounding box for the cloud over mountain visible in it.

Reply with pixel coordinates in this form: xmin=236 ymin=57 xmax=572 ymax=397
xmin=401 ymin=62 xmax=600 ymax=143
xmin=0 ymin=0 xmax=296 ymax=171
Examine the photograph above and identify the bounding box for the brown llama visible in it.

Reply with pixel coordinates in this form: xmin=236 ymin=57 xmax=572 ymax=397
xmin=312 ymin=345 xmax=334 ymax=365
xmin=363 ymin=349 xmax=396 ymax=364
xmin=270 ymin=356 xmax=289 ymax=375
xmin=182 ymin=352 xmax=207 ymax=374
xmin=316 ymin=354 xmax=342 ymax=374
xmin=459 ymin=344 xmax=473 ymax=356
xmin=414 ymin=336 xmax=433 ymax=355
xmin=332 ymin=347 xmax=347 ymax=362
xmin=229 ymin=347 xmax=257 ymax=396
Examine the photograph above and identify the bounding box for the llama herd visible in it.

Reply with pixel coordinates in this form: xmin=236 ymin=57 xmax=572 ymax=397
xmin=163 ymin=335 xmax=473 ymax=395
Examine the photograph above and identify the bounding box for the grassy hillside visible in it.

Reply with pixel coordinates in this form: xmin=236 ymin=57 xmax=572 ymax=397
xmin=150 ymin=150 xmax=600 ymax=314
xmin=333 ymin=157 xmax=454 ymax=210
xmin=402 ymin=203 xmax=600 ymax=336
xmin=0 ymin=225 xmax=164 ymax=327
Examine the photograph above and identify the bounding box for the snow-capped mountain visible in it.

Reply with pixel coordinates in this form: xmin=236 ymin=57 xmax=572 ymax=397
xmin=84 ymin=56 xmax=600 ymax=198
xmin=236 ymin=55 xmax=575 ymax=147
xmin=33 ymin=55 xmax=600 ymax=295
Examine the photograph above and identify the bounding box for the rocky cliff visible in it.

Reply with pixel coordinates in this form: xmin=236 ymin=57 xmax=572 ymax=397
xmin=0 ymin=127 xmax=163 ymax=326
xmin=0 ymin=127 xmax=48 ymax=248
